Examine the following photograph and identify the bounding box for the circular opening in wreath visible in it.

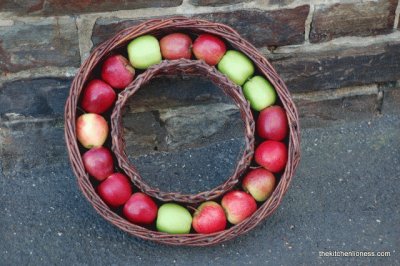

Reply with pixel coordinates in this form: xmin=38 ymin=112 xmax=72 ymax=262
xmin=122 ymin=74 xmax=246 ymax=195
xmin=111 ymin=60 xmax=255 ymax=203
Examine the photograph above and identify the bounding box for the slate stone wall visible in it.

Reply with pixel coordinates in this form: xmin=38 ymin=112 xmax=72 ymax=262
xmin=1 ymin=0 xmax=399 ymax=154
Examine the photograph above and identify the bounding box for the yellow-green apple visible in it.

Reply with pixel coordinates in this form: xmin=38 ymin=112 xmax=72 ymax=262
xmin=242 ymin=168 xmax=276 ymax=202
xmin=97 ymin=173 xmax=132 ymax=208
xmin=76 ymin=113 xmax=108 ymax=149
xmin=193 ymin=33 xmax=226 ymax=65
xmin=160 ymin=33 xmax=192 ymax=60
xmin=127 ymin=35 xmax=161 ymax=69
xmin=123 ymin=192 xmax=158 ymax=225
xmin=218 ymin=50 xmax=254 ymax=85
xmin=101 ymin=55 xmax=135 ymax=89
xmin=221 ymin=191 xmax=257 ymax=224
xmin=255 ymin=140 xmax=288 ymax=173
xmin=156 ymin=203 xmax=192 ymax=234
xmin=81 ymin=79 xmax=116 ymax=114
xmin=243 ymin=76 xmax=276 ymax=111
xmin=82 ymin=147 xmax=114 ymax=181
xmin=192 ymin=201 xmax=226 ymax=234
xmin=257 ymin=105 xmax=288 ymax=141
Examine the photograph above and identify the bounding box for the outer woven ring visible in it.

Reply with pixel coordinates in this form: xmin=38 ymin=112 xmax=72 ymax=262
xmin=65 ymin=16 xmax=301 ymax=246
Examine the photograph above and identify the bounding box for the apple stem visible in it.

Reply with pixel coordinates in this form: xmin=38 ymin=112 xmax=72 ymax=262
xmin=187 ymin=205 xmax=197 ymax=213
xmin=76 ymin=106 xmax=86 ymax=114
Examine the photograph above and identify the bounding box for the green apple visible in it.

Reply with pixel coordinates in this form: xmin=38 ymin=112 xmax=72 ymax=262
xmin=156 ymin=203 xmax=192 ymax=234
xmin=243 ymin=76 xmax=276 ymax=111
xmin=127 ymin=35 xmax=162 ymax=69
xmin=217 ymin=50 xmax=255 ymax=86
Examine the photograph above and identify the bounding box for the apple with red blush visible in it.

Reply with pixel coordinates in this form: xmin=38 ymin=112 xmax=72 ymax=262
xmin=123 ymin=192 xmax=158 ymax=225
xmin=192 ymin=201 xmax=226 ymax=234
xmin=160 ymin=33 xmax=192 ymax=60
xmin=82 ymin=147 xmax=114 ymax=181
xmin=193 ymin=34 xmax=226 ymax=66
xmin=76 ymin=113 xmax=109 ymax=149
xmin=81 ymin=79 xmax=116 ymax=114
xmin=242 ymin=168 xmax=276 ymax=202
xmin=257 ymin=106 xmax=288 ymax=141
xmin=101 ymin=55 xmax=135 ymax=89
xmin=255 ymin=140 xmax=288 ymax=173
xmin=221 ymin=191 xmax=257 ymax=225
xmin=97 ymin=173 xmax=132 ymax=208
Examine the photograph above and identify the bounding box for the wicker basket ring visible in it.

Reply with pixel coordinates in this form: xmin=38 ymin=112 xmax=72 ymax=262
xmin=65 ymin=17 xmax=301 ymax=246
xmin=111 ymin=59 xmax=255 ymax=204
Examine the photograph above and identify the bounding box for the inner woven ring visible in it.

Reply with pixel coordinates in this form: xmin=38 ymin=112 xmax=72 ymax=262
xmin=111 ymin=59 xmax=255 ymax=204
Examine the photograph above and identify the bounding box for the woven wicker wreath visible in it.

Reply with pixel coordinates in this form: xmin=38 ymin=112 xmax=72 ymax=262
xmin=65 ymin=17 xmax=301 ymax=246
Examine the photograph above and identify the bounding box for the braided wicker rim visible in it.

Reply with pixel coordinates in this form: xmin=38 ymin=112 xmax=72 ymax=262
xmin=64 ymin=16 xmax=301 ymax=246
xmin=111 ymin=59 xmax=254 ymax=203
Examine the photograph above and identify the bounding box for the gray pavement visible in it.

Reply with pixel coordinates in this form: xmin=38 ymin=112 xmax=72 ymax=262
xmin=0 ymin=112 xmax=399 ymax=265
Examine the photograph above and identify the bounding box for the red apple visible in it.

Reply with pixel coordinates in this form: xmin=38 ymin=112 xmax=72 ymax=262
xmin=101 ymin=55 xmax=135 ymax=89
xmin=242 ymin=168 xmax=276 ymax=202
xmin=255 ymin=140 xmax=288 ymax=173
xmin=81 ymin=79 xmax=116 ymax=114
xmin=192 ymin=201 xmax=226 ymax=234
xmin=160 ymin=33 xmax=192 ymax=60
xmin=257 ymin=106 xmax=288 ymax=141
xmin=97 ymin=173 xmax=132 ymax=208
xmin=82 ymin=147 xmax=114 ymax=181
xmin=76 ymin=113 xmax=109 ymax=149
xmin=221 ymin=191 xmax=257 ymax=225
xmin=123 ymin=192 xmax=158 ymax=225
xmin=193 ymin=34 xmax=226 ymax=66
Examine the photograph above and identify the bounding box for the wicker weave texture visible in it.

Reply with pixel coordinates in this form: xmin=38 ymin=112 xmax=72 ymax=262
xmin=64 ymin=17 xmax=301 ymax=246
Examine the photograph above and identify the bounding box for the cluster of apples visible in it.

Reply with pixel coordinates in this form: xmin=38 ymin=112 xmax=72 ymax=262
xmin=75 ymin=32 xmax=289 ymax=235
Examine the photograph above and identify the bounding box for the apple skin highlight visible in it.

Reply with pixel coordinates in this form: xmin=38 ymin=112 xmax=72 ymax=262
xmin=221 ymin=191 xmax=257 ymax=225
xmin=192 ymin=201 xmax=227 ymax=234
